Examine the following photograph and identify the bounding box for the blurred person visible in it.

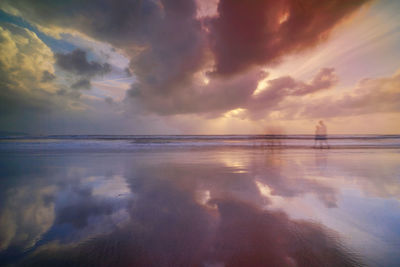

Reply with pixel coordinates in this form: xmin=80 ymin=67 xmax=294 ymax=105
xmin=314 ymin=120 xmax=329 ymax=148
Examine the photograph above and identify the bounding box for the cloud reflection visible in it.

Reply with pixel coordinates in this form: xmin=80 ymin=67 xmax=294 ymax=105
xmin=2 ymin=149 xmax=399 ymax=265
xmin=19 ymin=177 xmax=362 ymax=266
xmin=0 ymin=185 xmax=56 ymax=251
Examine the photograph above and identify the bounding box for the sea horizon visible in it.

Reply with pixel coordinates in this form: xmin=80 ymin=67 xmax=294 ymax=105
xmin=2 ymin=134 xmax=400 ymax=152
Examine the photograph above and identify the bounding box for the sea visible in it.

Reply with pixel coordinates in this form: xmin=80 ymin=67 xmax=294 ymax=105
xmin=0 ymin=135 xmax=400 ymax=266
xmin=1 ymin=134 xmax=400 ymax=151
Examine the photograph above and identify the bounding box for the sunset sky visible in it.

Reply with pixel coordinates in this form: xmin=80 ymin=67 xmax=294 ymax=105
xmin=0 ymin=0 xmax=399 ymax=134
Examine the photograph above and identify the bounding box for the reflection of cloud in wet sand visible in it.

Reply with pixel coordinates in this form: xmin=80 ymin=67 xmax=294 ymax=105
xmin=3 ymin=149 xmax=399 ymax=266
xmin=0 ymin=185 xmax=56 ymax=251
xmin=19 ymin=168 xmax=362 ymax=267
xmin=218 ymin=151 xmax=339 ymax=208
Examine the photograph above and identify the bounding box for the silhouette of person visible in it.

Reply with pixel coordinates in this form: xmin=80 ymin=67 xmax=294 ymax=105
xmin=314 ymin=120 xmax=329 ymax=148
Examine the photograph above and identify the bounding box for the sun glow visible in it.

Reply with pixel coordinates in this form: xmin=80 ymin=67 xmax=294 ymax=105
xmin=223 ymin=108 xmax=247 ymax=118
xmin=279 ymin=11 xmax=289 ymax=24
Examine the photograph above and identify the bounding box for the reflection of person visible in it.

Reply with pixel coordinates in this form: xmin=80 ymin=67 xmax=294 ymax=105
xmin=314 ymin=120 xmax=329 ymax=148
xmin=263 ymin=125 xmax=283 ymax=148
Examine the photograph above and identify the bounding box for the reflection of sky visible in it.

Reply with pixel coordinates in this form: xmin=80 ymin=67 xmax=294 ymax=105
xmin=0 ymin=149 xmax=399 ymax=266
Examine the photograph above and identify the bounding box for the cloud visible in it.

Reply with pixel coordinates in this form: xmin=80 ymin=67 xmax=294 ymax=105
xmin=56 ymin=49 xmax=111 ymax=77
xmin=105 ymin=97 xmax=114 ymax=105
xmin=0 ymin=0 xmax=370 ymax=118
xmin=208 ymin=0 xmax=370 ymax=76
xmin=299 ymin=69 xmax=400 ymax=118
xmin=124 ymin=67 xmax=132 ymax=77
xmin=128 ymin=67 xmax=338 ymax=117
xmin=0 ymin=23 xmax=55 ymax=93
xmin=0 ymin=22 xmax=57 ymax=115
xmin=245 ymin=68 xmax=338 ymax=119
xmin=128 ymin=69 xmax=266 ymax=116
xmin=0 ymin=23 xmax=94 ymax=123
xmin=41 ymin=70 xmax=56 ymax=82
xmin=0 ymin=23 xmax=107 ymax=132
xmin=71 ymin=79 xmax=91 ymax=90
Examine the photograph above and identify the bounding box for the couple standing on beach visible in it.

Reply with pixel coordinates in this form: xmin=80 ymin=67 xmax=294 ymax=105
xmin=315 ymin=120 xmax=329 ymax=148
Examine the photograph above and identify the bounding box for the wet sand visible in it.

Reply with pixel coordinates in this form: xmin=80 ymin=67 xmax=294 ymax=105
xmin=0 ymin=148 xmax=399 ymax=266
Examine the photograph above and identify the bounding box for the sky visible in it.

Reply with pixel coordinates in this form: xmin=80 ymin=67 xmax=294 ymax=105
xmin=0 ymin=0 xmax=399 ymax=135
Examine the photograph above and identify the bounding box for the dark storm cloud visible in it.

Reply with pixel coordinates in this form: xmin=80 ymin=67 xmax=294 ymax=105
xmin=0 ymin=0 xmax=370 ymax=116
xmin=40 ymin=70 xmax=55 ymax=83
xmin=0 ymin=0 xmax=153 ymax=43
xmin=128 ymin=67 xmax=337 ymax=117
xmin=0 ymin=88 xmax=53 ymax=116
xmin=71 ymin=79 xmax=91 ymax=90
xmin=56 ymin=88 xmax=81 ymax=99
xmin=209 ymin=0 xmax=370 ymax=76
xmin=128 ymin=70 xmax=266 ymax=116
xmin=127 ymin=0 xmax=207 ymax=101
xmin=56 ymin=49 xmax=111 ymax=77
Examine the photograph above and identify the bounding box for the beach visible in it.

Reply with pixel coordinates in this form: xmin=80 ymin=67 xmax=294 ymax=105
xmin=1 ymin=136 xmax=400 ymax=266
